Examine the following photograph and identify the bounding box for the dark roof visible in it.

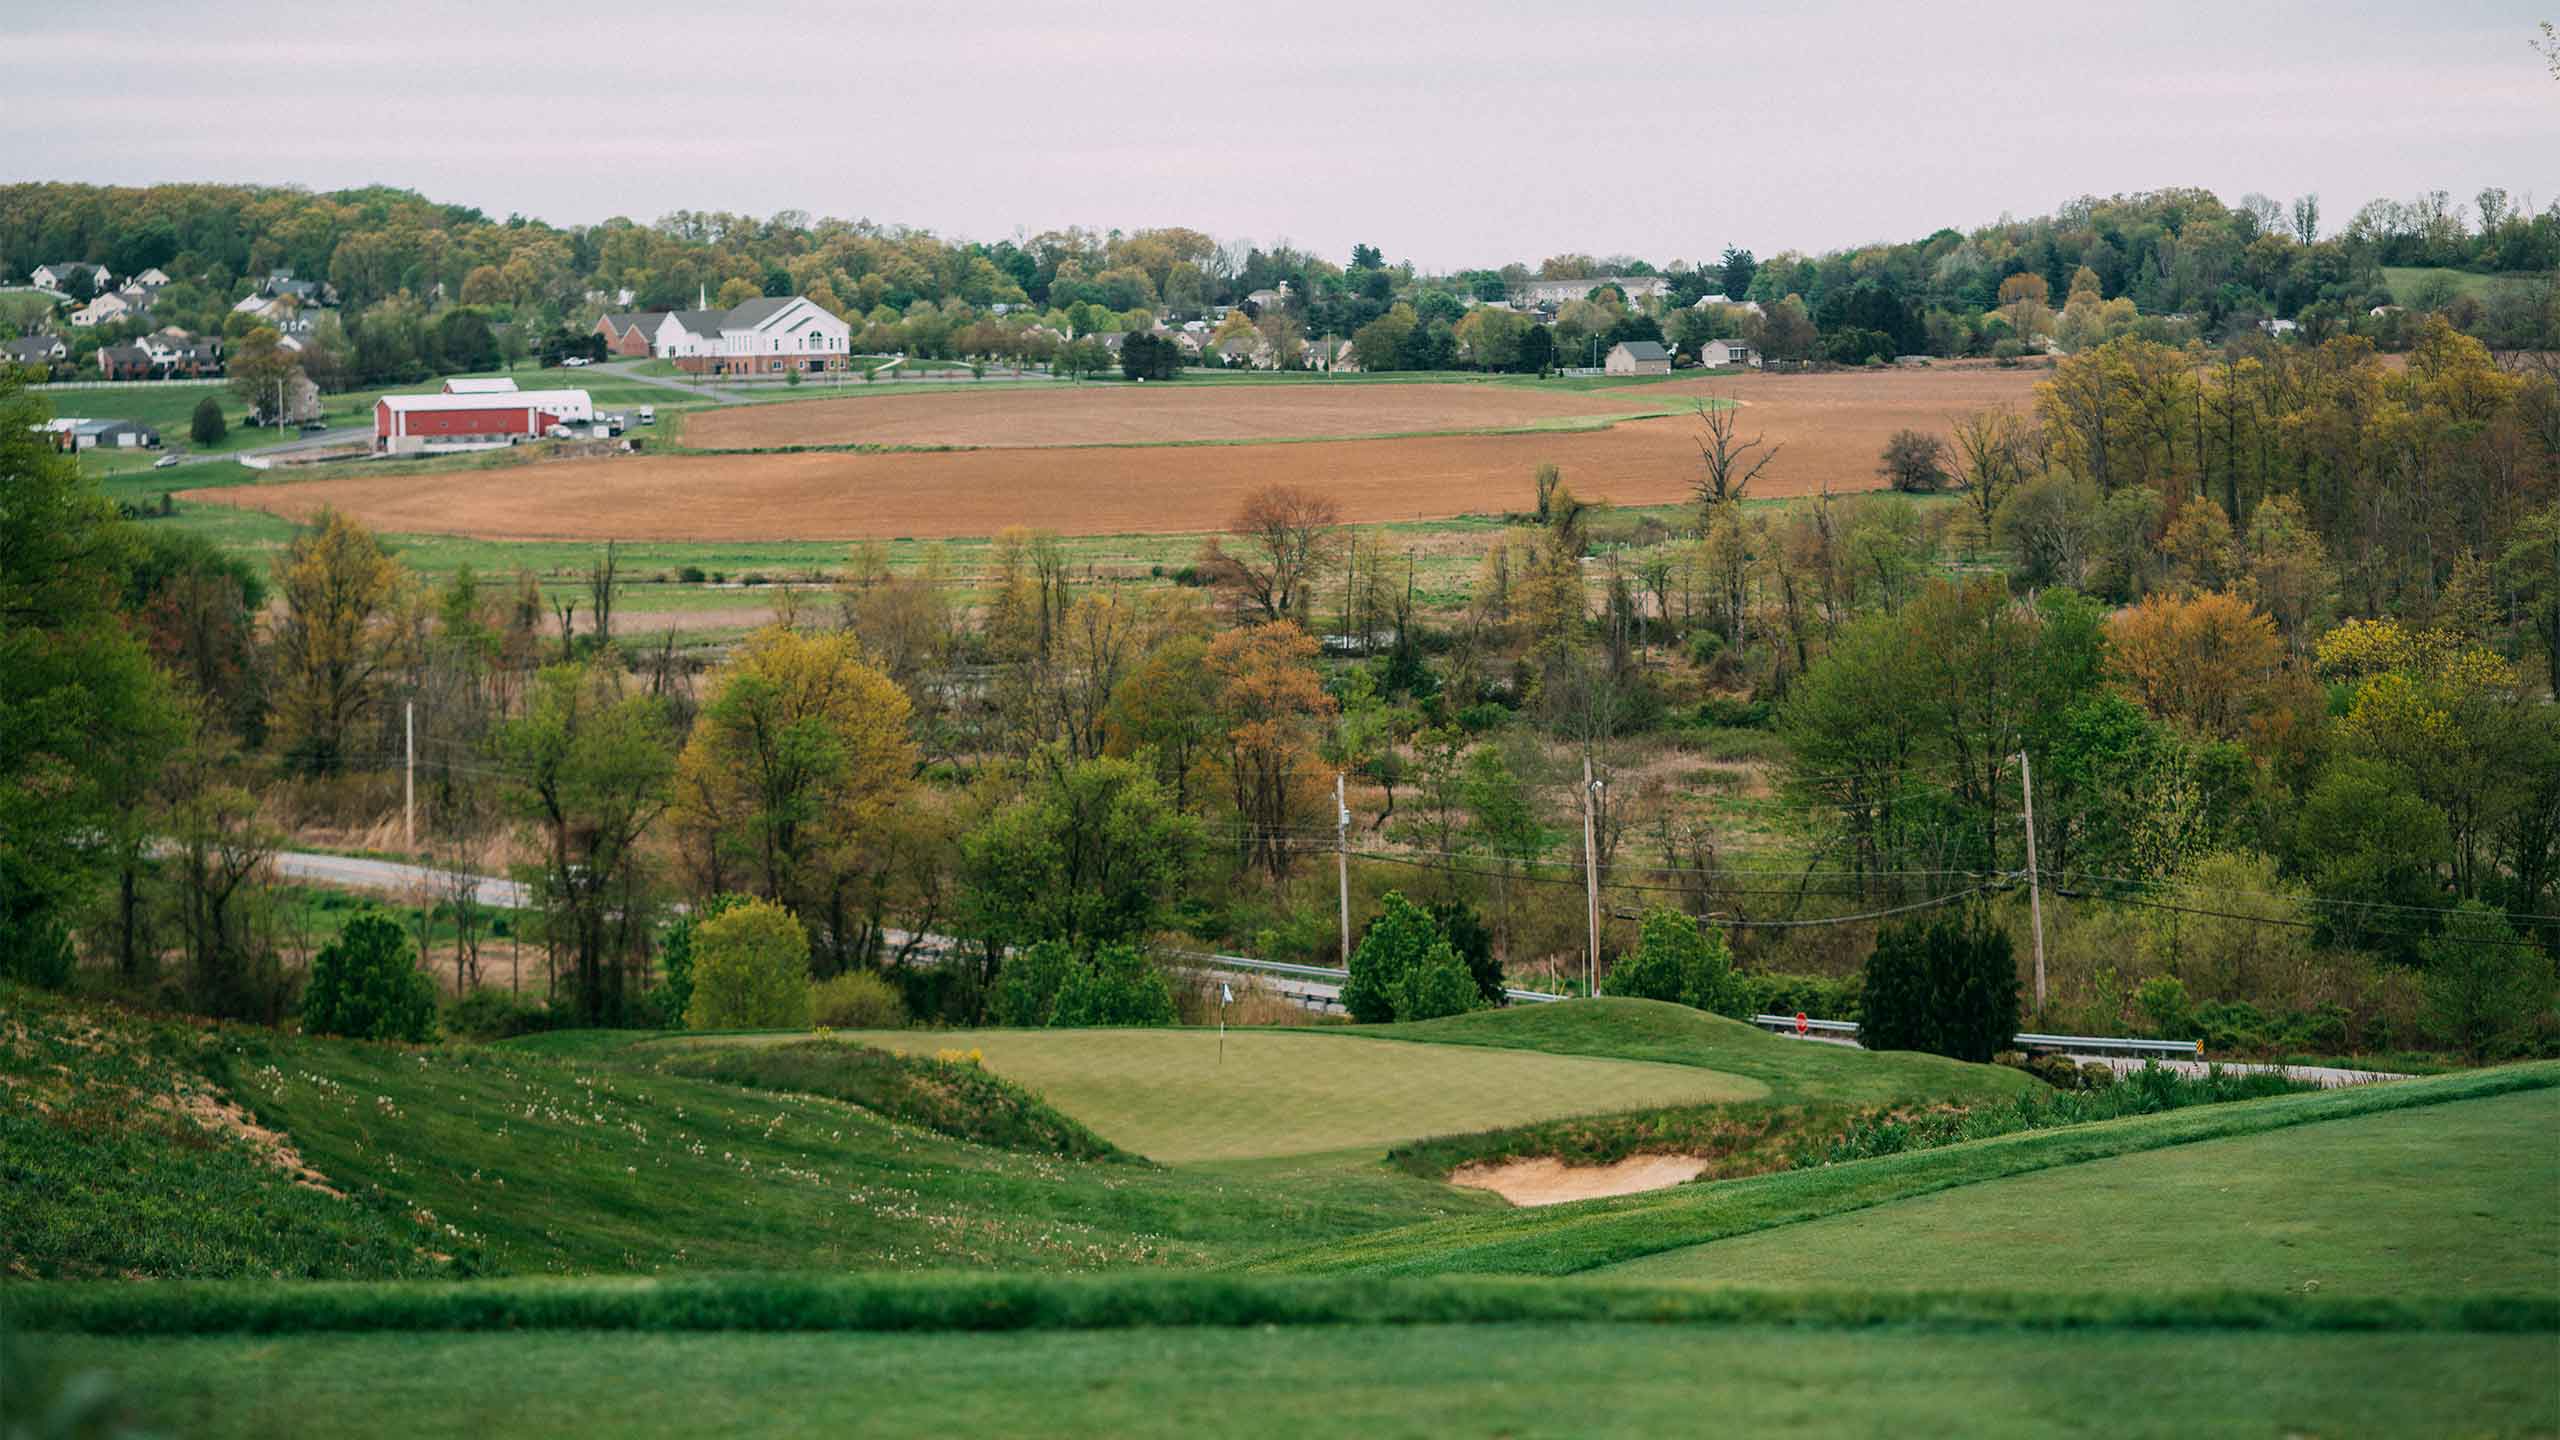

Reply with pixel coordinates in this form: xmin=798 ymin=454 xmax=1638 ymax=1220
xmin=667 ymin=308 xmax=728 ymax=338
xmin=99 ymin=344 xmax=151 ymax=362
xmin=721 ymin=296 xmax=799 ymax=328
xmin=602 ymin=311 xmax=666 ymax=336
xmin=1612 ymin=340 xmax=1669 ymax=361
xmin=2 ymin=336 xmax=63 ymax=360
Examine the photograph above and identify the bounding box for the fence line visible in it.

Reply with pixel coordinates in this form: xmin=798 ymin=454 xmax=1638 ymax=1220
xmin=36 ymin=377 xmax=227 ymax=391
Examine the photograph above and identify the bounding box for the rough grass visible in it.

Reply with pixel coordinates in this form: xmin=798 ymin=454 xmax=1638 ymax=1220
xmin=1610 ymin=1085 xmax=2560 ymax=1295
xmin=1246 ymin=1062 xmax=2560 ymax=1277
xmin=27 ymin=1323 xmax=2559 ymax=1439
xmin=0 ymin=985 xmax=450 ymax=1281
xmin=654 ymin=1039 xmax=1134 ymax=1163
xmin=760 ymin=1024 xmax=1768 ymax=1163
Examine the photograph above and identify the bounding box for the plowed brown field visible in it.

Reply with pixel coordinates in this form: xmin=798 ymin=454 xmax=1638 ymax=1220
xmin=683 ymin=380 xmax=1675 ymax=448
xmin=192 ymin=367 xmax=2039 ymax=542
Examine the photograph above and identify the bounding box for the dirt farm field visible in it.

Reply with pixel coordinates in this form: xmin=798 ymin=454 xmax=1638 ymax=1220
xmin=189 ymin=367 xmax=2042 ymax=542
xmin=680 ymin=379 xmax=1681 ymax=448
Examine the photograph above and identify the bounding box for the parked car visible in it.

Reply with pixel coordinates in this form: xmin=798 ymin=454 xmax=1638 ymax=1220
xmin=299 ymin=420 xmax=328 ymax=433
xmin=639 ymin=406 xmax=655 ymax=425
xmin=562 ymin=356 xmax=592 ymax=368
xmin=152 ymin=453 xmax=181 ymax=469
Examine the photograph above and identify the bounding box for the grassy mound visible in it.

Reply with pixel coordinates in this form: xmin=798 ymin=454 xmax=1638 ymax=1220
xmin=796 ymin=1025 xmax=1766 ymax=1163
xmin=1367 ymin=998 xmax=2033 ymax=1106
xmin=656 ymin=1040 xmax=1135 ymax=1163
xmin=1246 ymin=1063 xmax=2560 ymax=1277
xmin=0 ymin=984 xmax=450 ymax=1281
xmin=1611 ymin=1085 xmax=2560 ymax=1295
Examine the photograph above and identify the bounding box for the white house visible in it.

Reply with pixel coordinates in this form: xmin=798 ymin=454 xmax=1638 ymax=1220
xmin=1515 ymin=275 xmax=1672 ymax=308
xmin=512 ymin=388 xmax=595 ymax=422
xmin=1692 ymin=293 xmax=1765 ymax=317
xmin=1700 ymin=339 xmax=1760 ymax=369
xmin=69 ymin=292 xmax=135 ymax=327
xmin=652 ymin=296 xmax=852 ymax=376
xmin=30 ymin=262 xmax=109 ymax=294
xmin=1604 ymin=340 xmax=1672 ymax=376
xmin=132 ymin=267 xmax=171 ymax=288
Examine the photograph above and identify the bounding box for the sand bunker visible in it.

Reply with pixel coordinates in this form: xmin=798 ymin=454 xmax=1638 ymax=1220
xmin=1448 ymin=1153 xmax=1710 ymax=1206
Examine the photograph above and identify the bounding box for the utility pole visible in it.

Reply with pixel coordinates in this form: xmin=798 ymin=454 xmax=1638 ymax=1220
xmin=1335 ymin=773 xmax=1352 ymax=966
xmin=404 ymin=700 xmax=416 ymax=854
xmin=1581 ymin=756 xmax=1603 ymax=998
xmin=2017 ymin=749 xmax=2047 ymax=1015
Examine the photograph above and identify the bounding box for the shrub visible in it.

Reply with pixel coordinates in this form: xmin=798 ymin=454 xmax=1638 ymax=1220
xmin=1343 ymin=891 xmax=1466 ymax=1024
xmin=1693 ymin=695 xmax=1771 ymax=729
xmin=1048 ymin=944 xmax=1177 ymax=1027
xmin=650 ymin=893 xmax=744 ymax=1029
xmin=992 ymin=940 xmax=1079 ymax=1026
xmin=1686 ymin=631 xmax=1725 ymax=669
xmin=682 ymin=898 xmax=811 ymax=1030
xmin=1608 ymin=906 xmax=1743 ymax=1016
xmin=2134 ymin=975 xmax=2192 ymax=1038
xmin=1394 ymin=942 xmax=1481 ymax=1022
xmin=678 ymin=565 xmax=707 ymax=584
xmin=810 ymin=971 xmax=908 ymax=1029
xmin=445 ymin=988 xmax=554 ymax=1041
xmin=2423 ymin=901 xmax=2555 ymax=1062
xmin=189 ymin=395 xmax=226 ymax=446
xmin=1455 ymin=701 xmax=1512 ymax=734
xmin=1738 ymin=971 xmax=1861 ymax=1021
xmin=1426 ymin=899 xmax=1506 ymax=1005
xmin=1858 ymin=912 xmax=2018 ymax=1062
xmin=299 ymin=913 xmax=436 ymax=1043
xmin=1878 ymin=428 xmax=1947 ymax=492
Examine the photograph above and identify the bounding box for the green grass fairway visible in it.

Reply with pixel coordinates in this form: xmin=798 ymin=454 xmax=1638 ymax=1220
xmin=42 ymin=1325 xmax=2556 ymax=1439
xmin=1609 ymin=1087 xmax=2560 ymax=1294
xmin=763 ymin=1026 xmax=1768 ymax=1163
xmin=1248 ymin=1063 xmax=2560 ymax=1277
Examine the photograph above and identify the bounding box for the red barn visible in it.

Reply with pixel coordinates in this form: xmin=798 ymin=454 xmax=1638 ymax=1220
xmin=376 ymin=393 xmax=562 ymax=455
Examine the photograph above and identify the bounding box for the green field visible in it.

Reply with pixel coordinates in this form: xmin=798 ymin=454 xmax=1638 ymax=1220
xmin=1249 ymin=1063 xmax=2560 ymax=1277
xmin=2382 ymin=265 xmax=2545 ymax=307
xmin=715 ymin=1025 xmax=1766 ymax=1163
xmin=27 ymin=1323 xmax=2553 ymax=1439
xmin=1609 ymin=1086 xmax=2560 ymax=1294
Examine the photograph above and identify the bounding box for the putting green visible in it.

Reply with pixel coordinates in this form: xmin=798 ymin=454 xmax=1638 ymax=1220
xmin=1605 ymin=1086 xmax=2560 ymax=1294
xmin=810 ymin=1028 xmax=1766 ymax=1163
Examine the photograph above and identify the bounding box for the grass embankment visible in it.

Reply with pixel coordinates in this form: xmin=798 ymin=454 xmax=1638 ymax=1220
xmin=1247 ymin=1062 xmax=2560 ymax=1277
xmin=0 ymin=985 xmax=1484 ymax=1281
xmin=657 ymin=1040 xmax=1135 ymax=1163
xmin=21 ymin=1309 xmax=2556 ymax=1439
xmin=760 ymin=1024 xmax=1767 ymax=1163
xmin=1611 ymin=1084 xmax=2560 ymax=1295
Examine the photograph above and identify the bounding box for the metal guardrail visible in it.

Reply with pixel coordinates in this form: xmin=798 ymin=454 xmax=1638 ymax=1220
xmin=1174 ymin=950 xmax=1567 ymax=1006
xmin=1750 ymin=1014 xmax=2201 ymax=1057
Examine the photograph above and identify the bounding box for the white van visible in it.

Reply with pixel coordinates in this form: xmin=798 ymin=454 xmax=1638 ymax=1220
xmin=639 ymin=405 xmax=656 ymax=425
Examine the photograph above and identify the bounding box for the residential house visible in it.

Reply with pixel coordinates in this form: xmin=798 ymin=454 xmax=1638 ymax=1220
xmin=141 ymin=328 xmax=223 ymax=377
xmin=1691 ymin=293 xmax=1765 ymax=317
xmin=1244 ymin=287 xmax=1288 ymax=310
xmin=96 ymin=344 xmax=153 ymax=380
xmin=1699 ymin=339 xmax=1760 ymax=369
xmin=651 ymin=296 xmax=851 ymax=375
xmin=1603 ymin=340 xmax=1672 ymax=376
xmin=1514 ymin=275 xmax=1672 ymax=308
xmin=2261 ymin=318 xmax=2300 ymax=337
xmin=132 ymin=267 xmax=172 ymax=288
xmin=1 ymin=334 xmax=68 ymax=371
xmin=594 ymin=311 xmax=667 ymax=358
xmin=30 ymin=262 xmax=110 ymax=295
xmin=69 ymin=292 xmax=137 ymax=327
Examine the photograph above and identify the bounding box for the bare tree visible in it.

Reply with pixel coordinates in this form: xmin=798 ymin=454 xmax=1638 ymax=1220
xmin=1209 ymin=483 xmax=1340 ymax=624
xmin=1693 ymin=397 xmax=1779 ymax=518
xmin=586 ymin=540 xmax=619 ymax=650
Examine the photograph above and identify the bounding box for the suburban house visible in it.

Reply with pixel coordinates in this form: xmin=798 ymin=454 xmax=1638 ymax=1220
xmin=2 ymin=334 xmax=68 ymax=370
xmin=132 ymin=267 xmax=171 ymax=288
xmin=1700 ymin=339 xmax=1760 ymax=369
xmin=650 ymin=296 xmax=851 ymax=375
xmin=1514 ymin=275 xmax=1672 ymax=308
xmin=96 ymin=344 xmax=153 ymax=381
xmin=1603 ymin=339 xmax=1672 ymax=376
xmin=30 ymin=262 xmax=110 ymax=295
xmin=594 ymin=311 xmax=667 ymax=358
xmin=443 ymin=377 xmax=520 ymax=395
xmin=1692 ymin=293 xmax=1766 ymax=317
xmin=1244 ymin=287 xmax=1289 ymax=311
xmin=374 ymin=387 xmax=591 ymax=455
xmin=142 ymin=328 xmax=222 ymax=376
xmin=2261 ymin=318 xmax=2300 ymax=337
xmin=70 ymin=291 xmax=138 ymax=327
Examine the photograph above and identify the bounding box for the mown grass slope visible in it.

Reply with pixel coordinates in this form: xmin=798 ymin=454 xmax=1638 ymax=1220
xmin=1247 ymin=1064 xmax=2560 ymax=1278
xmin=1611 ymin=1085 xmax=2560 ymax=1294
xmin=37 ymin=1324 xmax=2557 ymax=1440
xmin=766 ymin=1023 xmax=1769 ymax=1163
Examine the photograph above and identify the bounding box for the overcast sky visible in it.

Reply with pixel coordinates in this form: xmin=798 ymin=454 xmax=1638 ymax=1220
xmin=5 ymin=1 xmax=2553 ymax=270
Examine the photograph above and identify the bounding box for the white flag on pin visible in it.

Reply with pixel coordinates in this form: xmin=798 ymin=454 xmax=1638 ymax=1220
xmin=1220 ymin=983 xmax=1234 ymax=1004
